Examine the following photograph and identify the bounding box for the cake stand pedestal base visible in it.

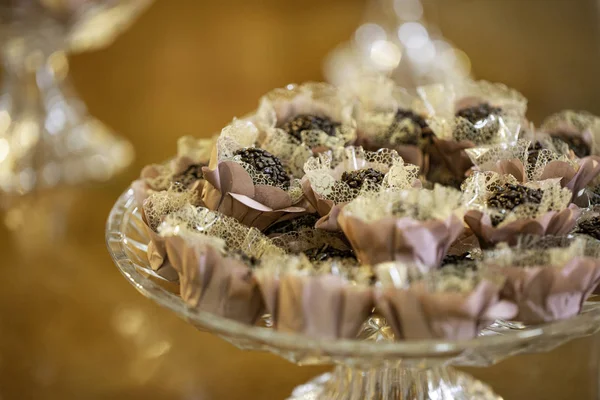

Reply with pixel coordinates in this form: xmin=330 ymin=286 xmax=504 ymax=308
xmin=288 ymin=365 xmax=502 ymax=400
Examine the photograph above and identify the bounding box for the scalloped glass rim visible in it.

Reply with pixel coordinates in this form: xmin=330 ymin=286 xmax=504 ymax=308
xmin=106 ymin=187 xmax=600 ymax=359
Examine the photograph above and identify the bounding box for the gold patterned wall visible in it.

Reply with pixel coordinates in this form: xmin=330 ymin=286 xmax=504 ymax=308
xmin=1 ymin=1 xmax=600 ymax=399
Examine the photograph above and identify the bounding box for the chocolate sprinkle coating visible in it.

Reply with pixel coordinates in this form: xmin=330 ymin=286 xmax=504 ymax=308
xmin=341 ymin=168 xmax=385 ymax=190
xmin=264 ymin=214 xmax=320 ymax=236
xmin=229 ymin=249 xmax=260 ymax=268
xmin=453 ymin=102 xmax=503 ymax=144
xmin=304 ymin=244 xmax=356 ymax=262
xmin=456 ymin=103 xmax=502 ymax=125
xmin=281 ymin=114 xmax=341 ymax=142
xmin=489 ymin=214 xmax=506 ymax=227
xmin=550 ymin=133 xmax=590 ymax=158
xmin=441 ymin=252 xmax=477 ymax=270
xmin=386 ymin=108 xmax=433 ymax=147
xmin=234 ymin=147 xmax=290 ymax=189
xmin=575 ymin=216 xmax=600 ymax=241
xmin=172 ymin=164 xmax=205 ymax=187
xmin=527 ymin=141 xmax=544 ymax=167
xmin=487 ymin=183 xmax=544 ymax=226
xmin=487 ymin=183 xmax=543 ymax=210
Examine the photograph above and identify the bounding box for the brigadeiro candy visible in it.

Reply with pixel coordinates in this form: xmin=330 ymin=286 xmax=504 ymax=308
xmin=201 ymin=120 xmax=310 ymax=232
xmin=271 ymin=228 xmax=358 ymax=267
xmin=343 ymin=75 xmax=431 ymax=172
xmin=281 ymin=114 xmax=341 ymax=143
xmin=301 ymin=146 xmax=420 ymax=231
xmin=255 ymin=254 xmax=374 ymax=339
xmin=233 ymin=147 xmax=291 ymax=189
xmin=576 ymin=216 xmax=600 ymax=240
xmin=162 ymin=233 xmax=265 ymax=325
xmin=467 ymin=139 xmax=600 ymax=204
xmin=441 ymin=252 xmax=478 ymax=270
xmin=540 ymin=110 xmax=600 ymax=158
xmin=129 ymin=77 xmax=600 ymax=340
xmin=480 ymin=239 xmax=600 ymax=324
xmin=416 ymin=80 xmax=527 ymax=186
xmin=160 ymin=204 xmax=284 ymax=265
xmin=337 ymin=185 xmax=465 ymax=269
xmin=375 ymin=263 xmax=517 ymax=340
xmin=463 ymin=172 xmax=581 ymax=248
xmin=263 ymin=213 xmax=321 ymax=237
xmin=486 ymin=183 xmax=544 ymax=225
xmin=157 ymin=205 xmax=287 ymax=324
xmin=573 ymin=207 xmax=600 ymax=241
xmin=138 ymin=188 xmax=203 ymax=283
xmin=255 ymin=82 xmax=357 ymax=177
xmin=132 ymin=135 xmax=216 ymax=207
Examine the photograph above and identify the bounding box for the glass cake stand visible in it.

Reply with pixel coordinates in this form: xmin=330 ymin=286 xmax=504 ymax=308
xmin=0 ymin=1 xmax=151 ymax=194
xmin=106 ymin=187 xmax=600 ymax=400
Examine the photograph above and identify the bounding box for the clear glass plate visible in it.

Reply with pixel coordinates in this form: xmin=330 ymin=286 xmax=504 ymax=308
xmin=106 ymin=187 xmax=600 ymax=400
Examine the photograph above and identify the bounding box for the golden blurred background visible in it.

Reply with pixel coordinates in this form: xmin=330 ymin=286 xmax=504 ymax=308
xmin=2 ymin=0 xmax=600 ymax=399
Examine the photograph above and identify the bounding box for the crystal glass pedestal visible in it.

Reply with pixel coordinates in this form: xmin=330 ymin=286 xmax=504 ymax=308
xmin=106 ymin=187 xmax=600 ymax=400
xmin=0 ymin=1 xmax=151 ymax=194
xmin=289 ymin=366 xmax=500 ymax=400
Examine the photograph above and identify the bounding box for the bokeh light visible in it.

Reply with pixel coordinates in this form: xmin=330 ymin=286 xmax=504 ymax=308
xmin=393 ymin=0 xmax=424 ymax=21
xmin=370 ymin=40 xmax=402 ymax=70
xmin=398 ymin=22 xmax=430 ymax=49
xmin=355 ymin=23 xmax=387 ymax=50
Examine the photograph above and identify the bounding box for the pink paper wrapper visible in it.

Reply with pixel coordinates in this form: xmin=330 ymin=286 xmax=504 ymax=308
xmin=375 ymin=280 xmax=517 ymax=340
xmin=338 ymin=213 xmax=465 ymax=268
xmin=489 ymin=257 xmax=600 ymax=324
xmin=427 ymin=137 xmax=474 ymax=183
xmin=540 ymin=157 xmax=600 ymax=202
xmin=482 ymin=159 xmax=527 ymax=183
xmin=464 ymin=205 xmax=581 ymax=248
xmin=202 ymin=161 xmax=308 ymax=231
xmin=301 ymin=147 xmax=420 ymax=231
xmin=301 ymin=178 xmax=346 ymax=231
xmin=132 ymin=164 xmax=165 ymax=207
xmin=133 ymin=156 xmax=207 ymax=208
xmin=540 ymin=110 xmax=599 ymax=156
xmin=256 ymin=273 xmax=374 ymax=339
xmin=164 ymin=236 xmax=264 ymax=325
xmin=141 ymin=207 xmax=179 ymax=282
xmin=484 ymin=157 xmax=600 ymax=203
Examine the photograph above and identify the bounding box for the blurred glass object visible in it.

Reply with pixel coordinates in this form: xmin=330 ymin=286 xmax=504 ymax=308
xmin=3 ymin=188 xmax=78 ymax=254
xmin=0 ymin=0 xmax=151 ymax=194
xmin=324 ymin=0 xmax=471 ymax=88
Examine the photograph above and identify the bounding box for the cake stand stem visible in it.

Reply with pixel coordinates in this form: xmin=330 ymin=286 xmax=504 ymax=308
xmin=288 ymin=364 xmax=502 ymax=400
xmin=0 ymin=17 xmax=133 ymax=194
